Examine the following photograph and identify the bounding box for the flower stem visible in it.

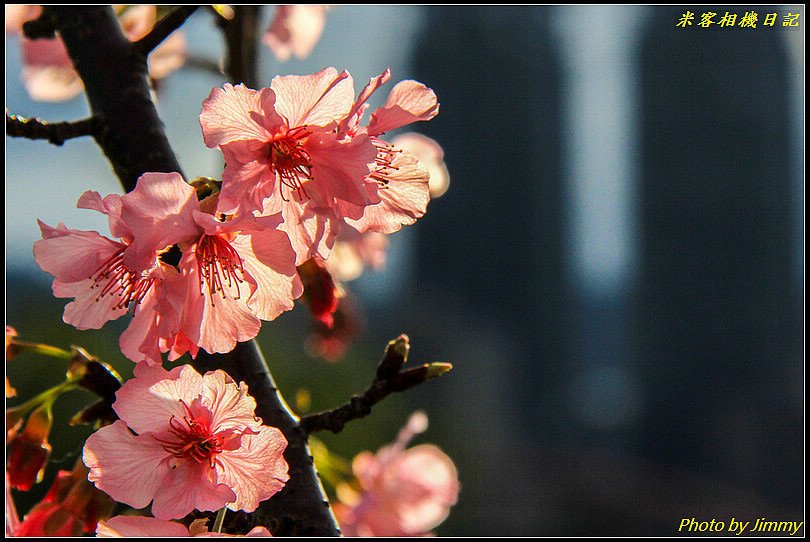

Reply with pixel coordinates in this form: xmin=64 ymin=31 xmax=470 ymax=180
xmin=12 ymin=341 xmax=73 ymax=360
xmin=212 ymin=507 xmax=227 ymax=534
xmin=7 ymin=380 xmax=78 ymax=416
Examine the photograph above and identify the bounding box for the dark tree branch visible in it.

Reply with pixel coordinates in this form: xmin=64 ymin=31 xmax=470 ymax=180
xmin=134 ymin=6 xmax=199 ymax=55
xmin=6 ymin=113 xmax=98 ymax=146
xmin=300 ymin=335 xmax=453 ymax=435
xmin=218 ymin=5 xmax=262 ymax=87
xmin=45 ymin=6 xmax=183 ymax=191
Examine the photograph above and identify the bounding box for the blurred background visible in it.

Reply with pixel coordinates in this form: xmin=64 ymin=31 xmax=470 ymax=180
xmin=6 ymin=5 xmax=804 ymax=536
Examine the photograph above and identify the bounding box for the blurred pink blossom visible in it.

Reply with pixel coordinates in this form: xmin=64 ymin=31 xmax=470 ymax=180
xmin=83 ymin=363 xmax=289 ymax=520
xmin=263 ymin=5 xmax=328 ymax=62
xmin=325 ymin=227 xmax=388 ymax=283
xmin=334 ymin=411 xmax=460 ymax=537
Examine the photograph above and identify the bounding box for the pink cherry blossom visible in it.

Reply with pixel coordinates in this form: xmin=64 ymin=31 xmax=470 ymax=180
xmin=33 ymin=182 xmax=188 ymax=364
xmin=334 ymin=411 xmax=460 ymax=537
xmin=335 ymin=69 xmax=441 ymax=235
xmin=83 ymin=363 xmax=290 ymax=520
xmin=263 ymin=5 xmax=328 ymax=62
xmin=97 ymin=516 xmax=273 ymax=537
xmin=199 ymin=67 xmax=377 ymax=262
xmin=119 ymin=172 xmax=303 ymax=355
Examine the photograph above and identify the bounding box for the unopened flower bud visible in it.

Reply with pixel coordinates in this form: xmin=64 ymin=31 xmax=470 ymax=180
xmin=298 ymin=258 xmax=341 ymax=329
xmin=7 ymin=404 xmax=53 ymax=490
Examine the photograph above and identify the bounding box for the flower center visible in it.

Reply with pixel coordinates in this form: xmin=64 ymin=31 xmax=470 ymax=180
xmin=90 ymin=248 xmax=155 ymax=311
xmin=267 ymin=127 xmax=312 ymax=199
xmin=196 ymin=235 xmax=245 ymax=303
xmin=154 ymin=402 xmax=224 ymax=467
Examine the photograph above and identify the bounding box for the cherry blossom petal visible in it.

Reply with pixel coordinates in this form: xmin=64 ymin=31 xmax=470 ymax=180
xmin=263 ymin=5 xmax=327 ymax=62
xmin=53 ymin=279 xmax=127 ymax=330
xmin=117 ymin=288 xmax=162 ymax=364
xmin=151 ymin=462 xmax=236 ymax=519
xmin=161 ymin=330 xmax=200 ymax=362
xmin=340 ymin=68 xmax=392 ymax=135
xmin=306 ymin=132 xmax=377 ymax=207
xmin=178 ymin=251 xmax=262 ymax=355
xmin=200 ymin=84 xmax=280 ymax=148
xmin=231 ymin=230 xmax=303 ymax=321
xmin=219 ymin=141 xmax=275 ymax=213
xmin=76 ymin=191 xmax=130 ymax=240
xmin=199 ymin=370 xmax=262 ymax=433
xmin=33 ymin=221 xmax=124 ymax=284
xmin=271 ymin=67 xmax=354 ymax=128
xmin=118 ymin=5 xmax=157 ymax=41
xmin=243 ymin=526 xmax=274 ymax=537
xmin=120 ymin=172 xmax=200 ymax=271
xmin=261 ymin=198 xmax=337 ymax=265
xmin=83 ymin=421 xmax=171 ymax=510
xmin=112 ymin=363 xmax=203 ymax=434
xmin=215 ymin=426 xmax=289 ymax=513
xmin=346 ymin=148 xmax=430 ymax=234
xmin=97 ymin=516 xmax=193 ymax=537
xmin=326 ymin=228 xmax=389 ymax=283
xmin=368 ymin=80 xmax=440 ymax=136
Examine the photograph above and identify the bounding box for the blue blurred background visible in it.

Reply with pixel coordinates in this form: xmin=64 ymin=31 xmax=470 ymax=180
xmin=6 ymin=5 xmax=804 ymax=536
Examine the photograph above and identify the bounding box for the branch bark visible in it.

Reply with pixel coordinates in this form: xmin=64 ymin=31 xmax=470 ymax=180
xmin=44 ymin=6 xmax=339 ymax=536
xmin=6 ymin=113 xmax=98 ymax=146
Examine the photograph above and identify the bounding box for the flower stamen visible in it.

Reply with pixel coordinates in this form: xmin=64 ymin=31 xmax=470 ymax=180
xmin=90 ymin=248 xmax=155 ymax=311
xmin=153 ymin=401 xmax=223 ymax=468
xmin=267 ymin=126 xmax=313 ymax=200
xmin=196 ymin=235 xmax=245 ymax=303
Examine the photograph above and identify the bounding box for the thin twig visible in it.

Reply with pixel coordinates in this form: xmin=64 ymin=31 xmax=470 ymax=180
xmin=300 ymin=335 xmax=453 ymax=435
xmin=6 ymin=113 xmax=98 ymax=146
xmin=134 ymin=6 xmax=199 ymax=55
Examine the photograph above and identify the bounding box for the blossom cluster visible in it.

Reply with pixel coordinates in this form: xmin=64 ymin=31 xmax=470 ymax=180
xmin=13 ymin=7 xmax=457 ymax=536
xmin=34 ymin=66 xmax=441 ymax=364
